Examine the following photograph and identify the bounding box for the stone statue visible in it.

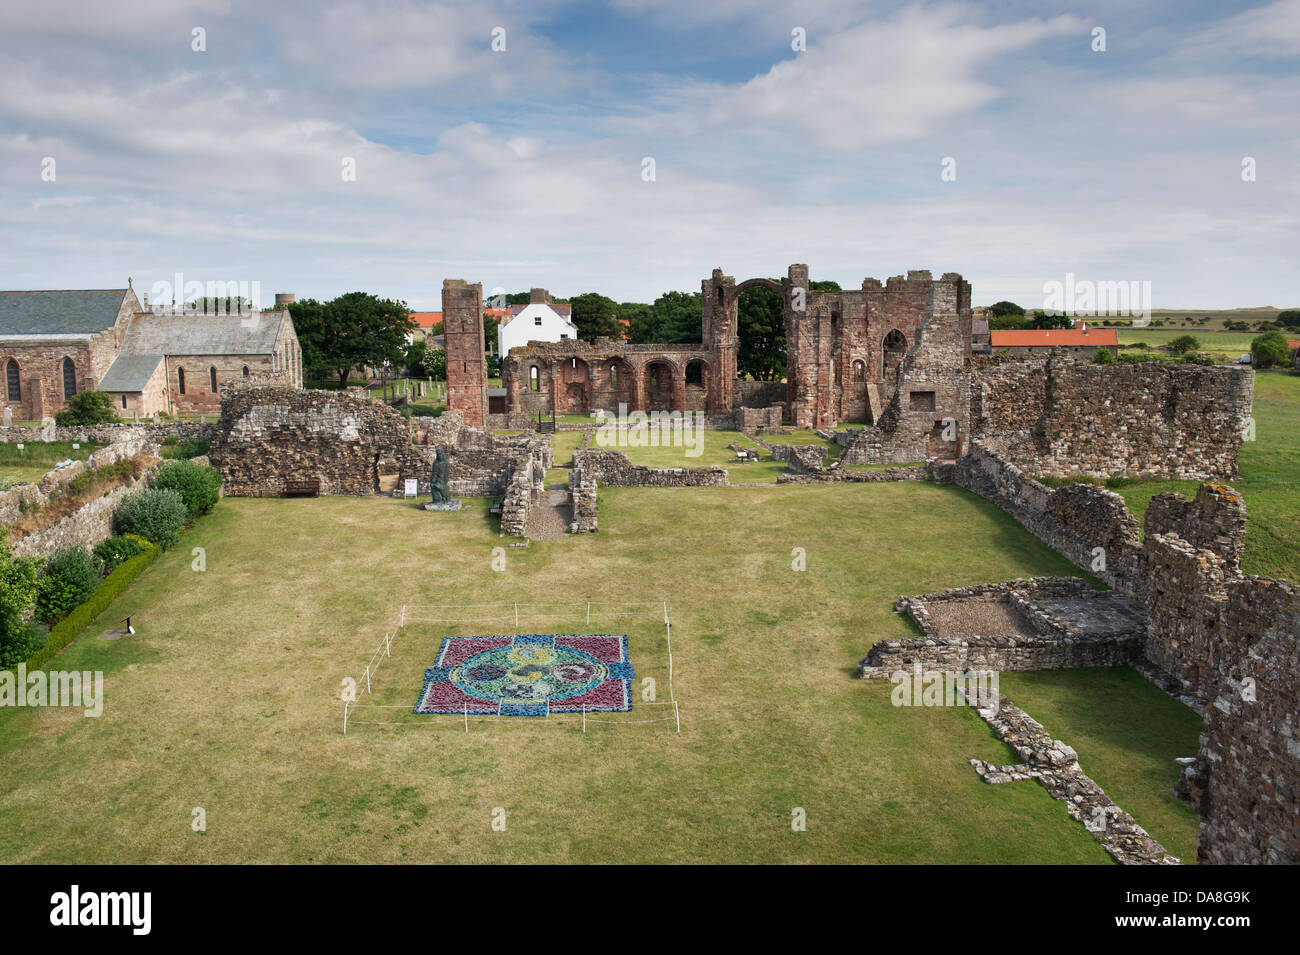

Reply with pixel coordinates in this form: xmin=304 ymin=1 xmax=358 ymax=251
xmin=430 ymin=447 xmax=451 ymax=504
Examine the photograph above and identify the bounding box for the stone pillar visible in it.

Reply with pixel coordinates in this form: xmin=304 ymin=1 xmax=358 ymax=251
xmin=443 ymin=279 xmax=488 ymax=428
xmin=630 ymin=358 xmax=646 ymax=412
xmin=703 ymin=269 xmax=737 ymax=414
xmin=671 ymin=368 xmax=687 ymax=413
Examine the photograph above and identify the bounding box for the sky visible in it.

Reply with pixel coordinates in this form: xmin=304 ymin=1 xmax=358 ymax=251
xmin=0 ymin=0 xmax=1296 ymax=310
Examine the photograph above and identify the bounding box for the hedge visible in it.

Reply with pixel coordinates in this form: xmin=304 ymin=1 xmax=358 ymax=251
xmin=18 ymin=539 xmax=160 ymax=673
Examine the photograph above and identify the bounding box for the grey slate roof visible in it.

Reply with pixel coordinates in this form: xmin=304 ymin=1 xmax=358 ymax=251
xmin=0 ymin=289 xmax=127 ymax=336
xmin=119 ymin=311 xmax=285 ymax=356
xmin=98 ymin=354 xmax=164 ymax=393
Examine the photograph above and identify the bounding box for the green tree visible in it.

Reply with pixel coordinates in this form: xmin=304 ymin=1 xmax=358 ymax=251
xmin=421 ymin=348 xmax=447 ymax=381
xmin=55 ymin=390 xmax=119 ymax=426
xmin=153 ymin=460 xmax=222 ymax=517
xmin=1251 ymin=331 xmax=1292 ymax=369
xmin=737 ymin=283 xmax=785 ymax=381
xmin=617 ymin=303 xmax=652 ymax=341
xmin=1277 ymin=309 xmax=1300 ymax=329
xmin=1168 ymin=335 xmax=1201 ymax=355
xmin=0 ymin=530 xmax=41 ymax=668
xmin=988 ymin=301 xmax=1025 ymax=317
xmin=1093 ymin=347 xmax=1116 ymax=365
xmin=1030 ymin=311 xmax=1072 ymax=330
xmin=630 ymin=291 xmax=701 ymax=344
xmin=988 ymin=314 xmax=1030 ymax=331
xmin=568 ymin=293 xmax=622 ymax=341
xmin=35 ymin=545 xmax=102 ymax=625
xmin=289 ymin=293 xmax=415 ymax=389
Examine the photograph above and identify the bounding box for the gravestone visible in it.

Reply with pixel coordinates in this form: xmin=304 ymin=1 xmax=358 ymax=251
xmin=2 ymin=406 xmax=10 ymax=427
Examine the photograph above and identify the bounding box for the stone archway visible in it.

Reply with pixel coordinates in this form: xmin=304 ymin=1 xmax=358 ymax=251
xmin=644 ymin=359 xmax=678 ymax=412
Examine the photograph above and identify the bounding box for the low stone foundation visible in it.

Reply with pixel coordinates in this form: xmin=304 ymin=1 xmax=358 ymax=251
xmin=571 ymin=449 xmax=728 ymax=487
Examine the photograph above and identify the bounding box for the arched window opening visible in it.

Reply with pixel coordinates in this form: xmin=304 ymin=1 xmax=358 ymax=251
xmin=853 ymin=359 xmax=866 ymax=382
xmin=685 ymin=359 xmax=705 ymax=387
xmin=883 ymin=330 xmax=907 ymax=367
xmin=529 ymin=366 xmax=540 ymax=392
xmin=242 ymin=365 xmax=250 ymax=377
xmin=609 ymin=364 xmax=618 ymax=388
xmin=62 ymin=357 xmax=77 ymax=398
xmin=5 ymin=360 xmax=19 ymax=402
xmin=210 ymin=366 xmax=218 ymax=392
xmin=178 ymin=367 xmax=186 ymax=395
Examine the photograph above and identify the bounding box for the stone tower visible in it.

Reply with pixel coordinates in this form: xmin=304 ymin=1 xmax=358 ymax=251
xmin=442 ymin=279 xmax=487 ymax=428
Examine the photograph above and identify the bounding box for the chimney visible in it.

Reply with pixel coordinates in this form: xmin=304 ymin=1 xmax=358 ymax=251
xmin=275 ymin=292 xmax=296 ymax=309
xmin=528 ymin=288 xmax=551 ymax=305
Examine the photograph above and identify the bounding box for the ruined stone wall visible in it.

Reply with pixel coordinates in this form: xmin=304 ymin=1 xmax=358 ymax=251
xmin=946 ymin=443 xmax=1143 ymax=594
xmin=569 ymin=466 xmax=598 ymax=533
xmin=0 ymin=421 xmax=215 ymax=444
xmin=571 ymin=449 xmax=728 ymax=487
xmin=210 ymin=385 xmax=549 ymax=498
xmin=443 ymin=279 xmax=488 ymax=429
xmin=3 ymin=432 xmax=157 ymax=560
xmin=972 ymin=360 xmax=1253 ymax=479
xmin=1131 ymin=483 xmax=1300 ymax=863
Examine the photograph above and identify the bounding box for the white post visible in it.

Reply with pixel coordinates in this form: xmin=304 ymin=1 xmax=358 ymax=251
xmin=365 ymin=664 xmax=371 ymax=694
xmin=464 ymin=703 xmax=469 ymax=733
xmin=582 ymin=706 xmax=587 ymax=733
xmin=385 ymin=633 xmax=391 ymax=657
xmin=586 ymin=602 xmax=591 ymax=626
xmin=666 ymin=623 xmax=673 ymax=681
xmin=343 ymin=702 xmax=349 ymax=734
xmin=400 ymin=604 xmax=406 ymax=628
xmin=514 ymin=603 xmax=519 ymax=630
xmin=673 ymin=699 xmax=680 ymax=733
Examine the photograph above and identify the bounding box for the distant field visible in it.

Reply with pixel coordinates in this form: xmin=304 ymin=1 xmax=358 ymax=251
xmin=1115 ymin=328 xmax=1260 ymax=361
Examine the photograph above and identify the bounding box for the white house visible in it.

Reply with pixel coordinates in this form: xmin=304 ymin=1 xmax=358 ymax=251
xmin=497 ymin=289 xmax=577 ymax=356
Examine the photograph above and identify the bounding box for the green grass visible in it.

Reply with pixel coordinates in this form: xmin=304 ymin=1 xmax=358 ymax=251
xmin=0 ymin=440 xmax=100 ymax=484
xmin=997 ymin=668 xmax=1203 ymax=862
xmin=0 ymin=482 xmax=1194 ymax=864
xmin=586 ymin=426 xmax=787 ymax=482
xmin=1107 ymin=371 xmax=1300 ymax=580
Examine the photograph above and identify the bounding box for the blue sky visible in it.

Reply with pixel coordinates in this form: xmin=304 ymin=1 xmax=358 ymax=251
xmin=0 ymin=0 xmax=1296 ymax=309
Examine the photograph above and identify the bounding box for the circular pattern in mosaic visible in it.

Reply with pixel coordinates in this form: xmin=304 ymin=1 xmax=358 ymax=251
xmin=450 ymin=643 xmax=609 ymax=703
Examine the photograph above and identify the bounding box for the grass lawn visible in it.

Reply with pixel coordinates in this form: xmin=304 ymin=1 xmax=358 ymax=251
xmin=998 ymin=669 xmax=1202 ymax=862
xmin=583 ymin=426 xmax=785 ymax=483
xmin=0 ymin=481 xmax=1210 ymax=864
xmin=1108 ymin=371 xmax=1300 ymax=580
xmin=0 ymin=440 xmax=100 ymax=484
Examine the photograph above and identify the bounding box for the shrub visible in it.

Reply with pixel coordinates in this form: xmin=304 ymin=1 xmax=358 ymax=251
xmin=0 ymin=530 xmax=42 ymax=668
xmin=1167 ymin=335 xmax=1200 ymax=355
xmin=35 ymin=545 xmax=103 ymax=625
xmin=1252 ymin=331 xmax=1293 ymax=369
xmin=93 ymin=534 xmax=149 ymax=572
xmin=1093 ymin=347 xmax=1115 ymax=365
xmin=24 ymin=541 xmax=159 ymax=672
xmin=54 ymin=390 xmax=119 ymax=426
xmin=152 ymin=459 xmax=221 ymax=517
xmin=1118 ymin=351 xmax=1156 ymax=363
xmin=113 ymin=487 xmax=188 ymax=547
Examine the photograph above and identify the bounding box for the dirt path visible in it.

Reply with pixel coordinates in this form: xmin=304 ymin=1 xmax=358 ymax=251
xmin=526 ymin=489 xmax=572 ymax=541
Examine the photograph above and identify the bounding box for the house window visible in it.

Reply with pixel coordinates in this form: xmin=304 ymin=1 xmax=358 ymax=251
xmin=178 ymin=367 xmax=186 ymax=395
xmin=5 ymin=359 xmax=19 ymax=401
xmin=529 ymin=366 xmax=540 ymax=391
xmin=62 ymin=357 xmax=77 ymax=398
xmin=534 ymin=316 xmax=542 ymax=326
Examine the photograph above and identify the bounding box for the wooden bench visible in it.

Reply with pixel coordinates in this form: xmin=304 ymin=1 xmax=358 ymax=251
xmin=284 ymin=478 xmax=321 ymax=497
xmin=489 ymin=502 xmax=503 ymax=516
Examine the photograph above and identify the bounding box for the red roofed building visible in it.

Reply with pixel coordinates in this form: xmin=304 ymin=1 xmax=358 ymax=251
xmin=990 ymin=323 xmax=1119 ymax=359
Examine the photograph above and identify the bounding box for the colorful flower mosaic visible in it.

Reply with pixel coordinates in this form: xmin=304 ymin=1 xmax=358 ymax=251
xmin=414 ymin=634 xmax=634 ymax=717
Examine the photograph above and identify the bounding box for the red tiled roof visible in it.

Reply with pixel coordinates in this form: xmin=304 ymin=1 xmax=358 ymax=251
xmin=991 ymin=328 xmax=1119 ymax=347
xmin=410 ymin=311 xmax=442 ymax=328
xmin=1287 ymin=339 xmax=1300 ymax=352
